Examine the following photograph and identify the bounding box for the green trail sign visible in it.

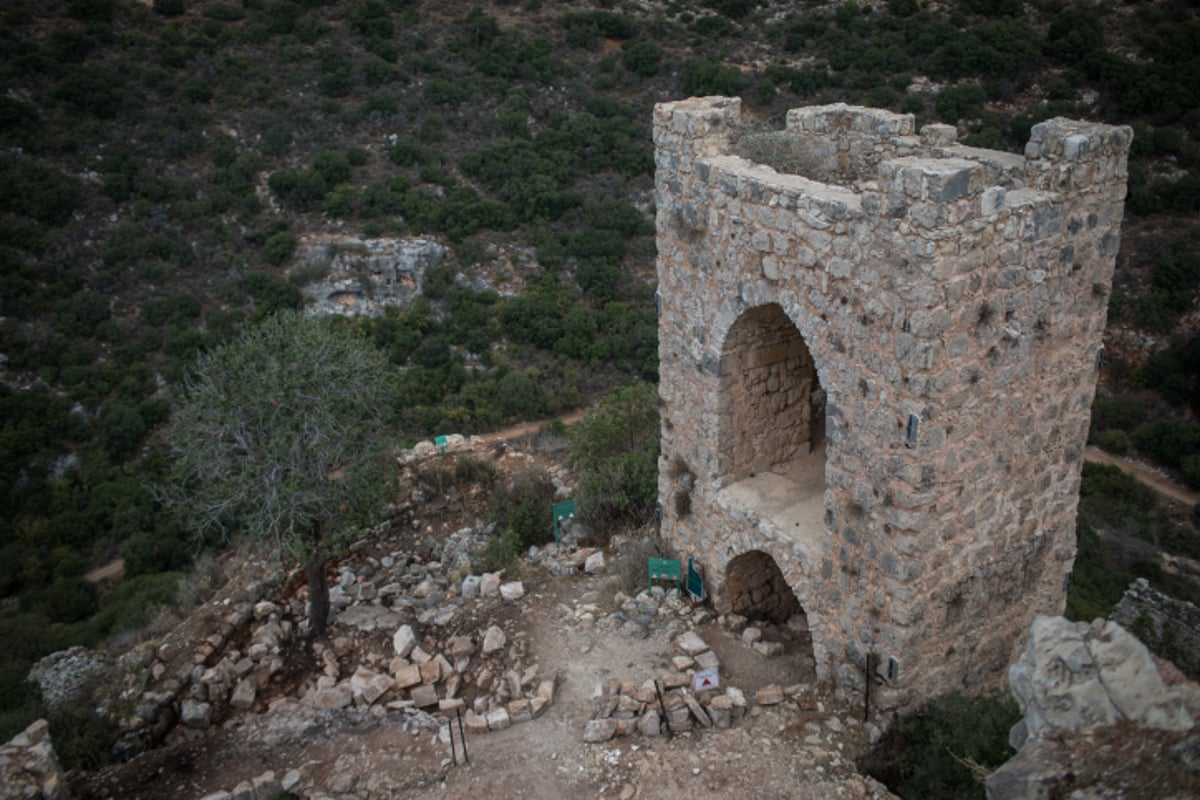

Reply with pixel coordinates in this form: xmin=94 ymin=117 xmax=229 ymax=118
xmin=648 ymin=557 xmax=682 ymax=593
xmin=434 ymin=435 xmax=448 ymax=455
xmin=553 ymin=499 xmax=575 ymax=551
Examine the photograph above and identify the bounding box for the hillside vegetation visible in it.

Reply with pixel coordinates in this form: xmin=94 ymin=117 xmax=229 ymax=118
xmin=1 ymin=0 xmax=1198 ymax=743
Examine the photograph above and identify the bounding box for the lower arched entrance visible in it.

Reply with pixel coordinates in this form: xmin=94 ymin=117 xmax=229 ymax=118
xmin=723 ymin=549 xmax=816 ymax=682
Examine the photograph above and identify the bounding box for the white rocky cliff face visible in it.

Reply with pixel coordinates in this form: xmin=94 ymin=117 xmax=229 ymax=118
xmin=987 ymin=615 xmax=1200 ymax=799
xmin=294 ymin=235 xmax=447 ymax=317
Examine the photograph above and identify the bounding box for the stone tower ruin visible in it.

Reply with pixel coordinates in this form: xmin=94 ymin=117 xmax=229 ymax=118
xmin=654 ymin=98 xmax=1131 ymax=709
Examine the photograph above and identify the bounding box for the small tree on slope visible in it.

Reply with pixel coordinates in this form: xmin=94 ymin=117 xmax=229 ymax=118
xmin=161 ymin=311 xmax=395 ymax=647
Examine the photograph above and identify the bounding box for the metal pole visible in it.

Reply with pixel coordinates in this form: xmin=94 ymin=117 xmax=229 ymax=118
xmin=654 ymin=680 xmax=673 ymax=739
xmin=864 ymin=653 xmax=871 ymax=723
xmin=456 ymin=708 xmax=469 ymax=764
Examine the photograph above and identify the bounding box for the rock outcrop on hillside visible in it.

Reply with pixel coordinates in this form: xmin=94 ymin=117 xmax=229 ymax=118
xmin=987 ymin=615 xmax=1200 ymax=799
xmin=0 ymin=720 xmax=70 ymax=800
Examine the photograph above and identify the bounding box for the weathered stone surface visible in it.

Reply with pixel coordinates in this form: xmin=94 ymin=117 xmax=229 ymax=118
xmin=482 ymin=625 xmax=507 ymax=655
xmin=0 ymin=720 xmax=69 ymax=800
xmin=393 ymin=664 xmax=422 ymax=689
xmin=1009 ymin=616 xmax=1200 ymax=739
xmin=584 ymin=551 xmax=607 ymax=574
xmin=350 ymin=666 xmax=394 ymax=705
xmin=181 ymin=699 xmax=214 ymax=728
xmin=311 ymin=683 xmax=353 ymax=710
xmin=229 ymin=679 xmax=257 ymax=711
xmin=479 ymin=573 xmax=502 ymax=597
xmin=674 ymin=632 xmax=709 ymax=657
xmin=499 ymin=581 xmax=525 ymax=601
xmin=298 ymin=236 xmax=447 ymax=318
xmin=582 ymin=718 xmax=618 ymax=743
xmin=655 ymin=98 xmax=1132 ymax=710
xmin=392 ymin=625 xmax=417 ymax=659
xmin=755 ymin=684 xmax=785 ymax=706
xmin=486 ymin=707 xmax=511 ymax=731
xmin=638 ymin=709 xmax=662 ymax=737
xmin=408 ymin=684 xmax=438 ymax=708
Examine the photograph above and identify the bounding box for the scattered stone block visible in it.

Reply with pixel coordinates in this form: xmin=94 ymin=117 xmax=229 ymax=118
xmin=486 ymin=707 xmax=512 ymax=731
xmin=694 ymin=650 xmax=720 ymax=671
xmin=508 ymin=699 xmax=533 ymax=723
xmin=409 ymin=684 xmax=438 ymax=708
xmin=752 ymin=641 xmax=785 ymax=657
xmin=583 ymin=718 xmax=617 ymax=743
xmin=229 ymin=679 xmax=256 ymax=711
xmin=499 ymin=581 xmax=524 ymax=601
xmin=755 ymin=684 xmax=785 ymax=706
xmin=465 ymin=710 xmax=489 ymax=734
xmin=393 ymin=664 xmax=422 ymax=689
xmin=639 ymin=709 xmax=662 ymax=737
xmin=392 ymin=625 xmax=417 ymax=659
xmin=311 ymin=683 xmax=352 ymax=710
xmin=479 ymin=573 xmax=501 ymax=597
xmin=674 ymin=631 xmax=709 ymax=657
xmin=181 ymin=700 xmax=213 ymax=728
xmin=584 ymin=551 xmax=607 ymax=574
xmin=482 ymin=625 xmax=507 ymax=655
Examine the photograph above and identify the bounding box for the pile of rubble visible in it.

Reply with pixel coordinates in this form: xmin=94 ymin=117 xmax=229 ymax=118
xmin=581 ymin=628 xmax=849 ymax=745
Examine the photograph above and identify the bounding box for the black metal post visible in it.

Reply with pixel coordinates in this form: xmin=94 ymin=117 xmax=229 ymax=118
xmin=654 ymin=680 xmax=673 ymax=738
xmin=864 ymin=653 xmax=871 ymax=723
xmin=456 ymin=707 xmax=469 ymax=764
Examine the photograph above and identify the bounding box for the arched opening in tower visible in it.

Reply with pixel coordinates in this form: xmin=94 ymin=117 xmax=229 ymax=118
xmin=716 ymin=304 xmax=826 ymax=540
xmin=727 ymin=550 xmax=804 ymax=624
xmin=724 ymin=550 xmax=816 ymax=680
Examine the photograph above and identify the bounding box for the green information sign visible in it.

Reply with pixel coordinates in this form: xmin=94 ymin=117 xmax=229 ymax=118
xmin=553 ymin=499 xmax=575 ymax=551
xmin=648 ymin=557 xmax=682 ymax=593
xmin=434 ymin=435 xmax=448 ymax=455
xmin=687 ymin=556 xmax=705 ymax=602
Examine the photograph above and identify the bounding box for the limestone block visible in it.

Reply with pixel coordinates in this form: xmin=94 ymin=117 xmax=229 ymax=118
xmin=582 ymin=718 xmax=617 ymax=743
xmin=392 ymin=625 xmax=417 ymax=659
xmin=482 ymin=625 xmax=507 ymax=655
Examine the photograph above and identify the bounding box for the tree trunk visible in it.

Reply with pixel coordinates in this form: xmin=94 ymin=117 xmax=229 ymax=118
xmin=304 ymin=525 xmax=330 ymax=650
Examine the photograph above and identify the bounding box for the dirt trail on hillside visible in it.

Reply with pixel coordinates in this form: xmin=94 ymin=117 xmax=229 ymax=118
xmin=1084 ymin=446 xmax=1200 ymax=506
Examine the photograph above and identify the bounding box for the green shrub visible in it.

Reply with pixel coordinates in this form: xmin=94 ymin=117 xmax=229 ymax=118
xmin=568 ymin=382 xmax=660 ymax=540
xmin=1094 ymin=429 xmax=1130 ymax=455
xmin=935 ymin=84 xmax=986 ymax=123
xmin=453 ymin=456 xmax=497 ymax=487
xmin=682 ymin=58 xmax=742 ymax=96
xmin=0 ymin=160 xmax=80 ymax=226
xmin=622 ymin=41 xmax=661 ymax=77
xmin=489 ymin=468 xmax=556 ymax=549
xmin=1067 ymin=521 xmax=1133 ymax=622
xmin=47 ymin=707 xmax=118 ymax=771
xmin=861 ymin=690 xmax=1019 ymax=799
xmin=262 ymin=231 xmax=295 ymax=266
xmin=471 ymin=528 xmax=520 ymax=574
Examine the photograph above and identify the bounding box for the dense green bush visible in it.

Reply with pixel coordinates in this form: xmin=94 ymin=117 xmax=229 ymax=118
xmin=861 ymin=691 xmax=1019 ymax=799
xmin=682 ymin=58 xmax=742 ymax=96
xmin=622 ymin=40 xmax=661 ymax=77
xmin=489 ymin=468 xmax=556 ymax=549
xmin=568 ymin=382 xmax=659 ymax=539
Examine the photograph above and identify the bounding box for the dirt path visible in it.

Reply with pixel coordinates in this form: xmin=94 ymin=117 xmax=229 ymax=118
xmin=83 ymin=558 xmax=125 ymax=585
xmin=476 ymin=408 xmax=589 ymax=444
xmin=1084 ymin=446 xmax=1200 ymax=507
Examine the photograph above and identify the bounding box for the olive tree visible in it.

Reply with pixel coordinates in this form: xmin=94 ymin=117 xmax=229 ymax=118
xmin=162 ymin=311 xmax=395 ymax=646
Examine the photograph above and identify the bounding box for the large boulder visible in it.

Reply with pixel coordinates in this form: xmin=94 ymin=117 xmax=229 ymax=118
xmin=27 ymin=647 xmax=112 ymax=711
xmin=1008 ymin=616 xmax=1200 ymax=742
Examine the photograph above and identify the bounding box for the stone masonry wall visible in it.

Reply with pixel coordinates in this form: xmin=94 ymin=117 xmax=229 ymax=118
xmin=654 ymin=98 xmax=1131 ymax=710
xmin=719 ymin=304 xmax=817 ymax=480
xmin=725 ymin=550 xmax=803 ymax=624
